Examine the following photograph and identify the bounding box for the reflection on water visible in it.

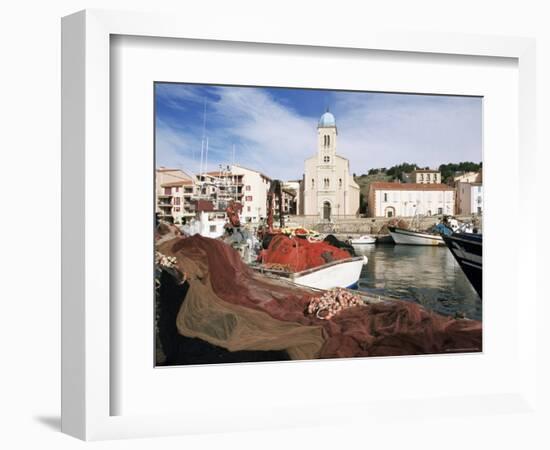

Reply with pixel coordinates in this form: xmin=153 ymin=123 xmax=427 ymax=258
xmin=356 ymin=244 xmax=482 ymax=321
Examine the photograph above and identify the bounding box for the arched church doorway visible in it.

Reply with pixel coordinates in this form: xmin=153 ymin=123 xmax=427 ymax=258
xmin=323 ymin=201 xmax=331 ymax=221
xmin=385 ymin=206 xmax=395 ymax=218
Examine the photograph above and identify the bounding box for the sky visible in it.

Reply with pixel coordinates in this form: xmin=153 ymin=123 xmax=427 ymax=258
xmin=155 ymin=83 xmax=482 ymax=181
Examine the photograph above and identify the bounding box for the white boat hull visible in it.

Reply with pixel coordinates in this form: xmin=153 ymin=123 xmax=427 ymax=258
xmin=254 ymin=256 xmax=365 ymax=290
xmin=290 ymin=257 xmax=365 ymax=289
xmin=388 ymin=227 xmax=444 ymax=246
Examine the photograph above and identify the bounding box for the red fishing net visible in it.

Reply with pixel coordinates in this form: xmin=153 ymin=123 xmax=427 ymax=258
xmin=258 ymin=233 xmax=352 ymax=272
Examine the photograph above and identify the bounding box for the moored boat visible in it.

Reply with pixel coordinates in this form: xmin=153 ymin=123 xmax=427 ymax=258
xmin=254 ymin=231 xmax=367 ymax=290
xmin=347 ymin=234 xmax=376 ymax=247
xmin=253 ymin=255 xmax=366 ymax=290
xmin=388 ymin=226 xmax=444 ymax=246
xmin=442 ymin=232 xmax=482 ymax=298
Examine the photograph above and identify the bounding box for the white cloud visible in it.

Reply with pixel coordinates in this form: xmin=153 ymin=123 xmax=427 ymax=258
xmin=206 ymin=87 xmax=317 ymax=179
xmin=156 ymin=86 xmax=482 ymax=182
xmin=155 ymin=120 xmax=203 ymax=174
xmin=331 ymin=93 xmax=482 ymax=175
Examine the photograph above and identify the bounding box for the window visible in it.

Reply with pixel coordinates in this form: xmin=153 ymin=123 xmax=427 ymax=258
xmin=323 ymin=156 xmax=330 ymax=163
xmin=338 ymin=178 xmax=342 ymax=188
xmin=209 ymin=225 xmax=216 ymax=232
xmin=246 ymin=185 xmax=251 ymax=191
xmin=247 ymin=206 xmax=251 ymax=212
xmin=245 ymin=196 xmax=253 ymax=202
xmin=384 ymin=193 xmax=388 ymax=202
xmin=174 ymin=207 xmax=180 ymax=212
xmin=164 ymin=187 xmax=172 ymax=195
xmin=312 ymin=178 xmax=315 ymax=189
xmin=173 ymin=197 xmax=180 ymax=205
xmin=324 ymin=178 xmax=329 ymax=188
xmin=327 ymin=135 xmax=330 ymax=147
xmin=438 ymin=207 xmax=443 ymax=214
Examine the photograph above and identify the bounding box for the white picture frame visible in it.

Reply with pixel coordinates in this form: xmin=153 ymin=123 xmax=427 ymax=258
xmin=61 ymin=9 xmax=538 ymax=441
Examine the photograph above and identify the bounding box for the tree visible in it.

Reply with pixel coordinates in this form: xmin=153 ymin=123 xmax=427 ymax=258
xmin=386 ymin=162 xmax=418 ymax=179
xmin=439 ymin=161 xmax=481 ymax=182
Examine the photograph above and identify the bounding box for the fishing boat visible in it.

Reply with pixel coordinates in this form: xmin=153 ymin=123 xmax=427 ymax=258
xmin=253 ymin=179 xmax=366 ymax=289
xmin=442 ymin=232 xmax=482 ymax=298
xmin=388 ymin=226 xmax=445 ymax=246
xmin=253 ymin=255 xmax=366 ymax=290
xmin=347 ymin=234 xmax=376 ymax=248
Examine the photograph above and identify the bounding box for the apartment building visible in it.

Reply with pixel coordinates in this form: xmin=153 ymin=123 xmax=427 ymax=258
xmin=156 ymin=167 xmax=196 ymax=224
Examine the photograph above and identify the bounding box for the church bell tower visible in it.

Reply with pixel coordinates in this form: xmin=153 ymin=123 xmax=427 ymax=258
xmin=317 ymin=108 xmax=337 ymax=166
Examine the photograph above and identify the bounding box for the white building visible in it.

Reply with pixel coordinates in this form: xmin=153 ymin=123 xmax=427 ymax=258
xmin=284 ymin=180 xmax=301 ymax=214
xmin=302 ymin=110 xmax=360 ymax=219
xmin=456 ymin=181 xmax=483 ymax=215
xmin=274 ymin=186 xmax=297 ymax=215
xmin=207 ymin=164 xmax=271 ymax=223
xmin=367 ymin=182 xmax=455 ymax=218
xmin=403 ymin=169 xmax=442 ymax=184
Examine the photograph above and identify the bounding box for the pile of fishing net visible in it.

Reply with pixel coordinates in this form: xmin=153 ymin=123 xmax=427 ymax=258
xmin=258 ymin=233 xmax=352 ymax=273
xmin=306 ymin=288 xmax=364 ymax=320
xmin=157 ymin=235 xmax=482 ymax=361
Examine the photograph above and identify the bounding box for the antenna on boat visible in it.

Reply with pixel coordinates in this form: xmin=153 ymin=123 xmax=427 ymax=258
xmin=199 ymin=138 xmax=204 ymax=180
xmin=199 ymin=97 xmax=207 ymax=179
xmin=204 ymin=137 xmax=209 ymax=175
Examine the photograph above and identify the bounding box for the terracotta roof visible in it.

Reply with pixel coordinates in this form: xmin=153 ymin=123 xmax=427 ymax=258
xmin=369 ymin=182 xmax=454 ymax=191
xmin=161 ymin=180 xmax=194 ymax=187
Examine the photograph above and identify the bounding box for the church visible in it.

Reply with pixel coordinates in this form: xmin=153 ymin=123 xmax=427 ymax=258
xmin=300 ymin=110 xmax=360 ymax=219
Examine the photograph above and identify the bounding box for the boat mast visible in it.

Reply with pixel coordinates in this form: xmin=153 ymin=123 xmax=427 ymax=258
xmin=199 ymin=98 xmax=207 ymax=180
xmin=204 ymin=137 xmax=209 ymax=176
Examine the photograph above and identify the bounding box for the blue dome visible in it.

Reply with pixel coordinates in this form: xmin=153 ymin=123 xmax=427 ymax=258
xmin=318 ymin=111 xmax=336 ymax=128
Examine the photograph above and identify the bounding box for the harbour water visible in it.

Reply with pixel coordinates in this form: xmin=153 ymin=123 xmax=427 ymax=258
xmin=355 ymin=244 xmax=482 ymax=321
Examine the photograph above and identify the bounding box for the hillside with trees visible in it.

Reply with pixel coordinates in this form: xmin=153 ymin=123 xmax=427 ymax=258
xmin=438 ymin=161 xmax=482 ymax=183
